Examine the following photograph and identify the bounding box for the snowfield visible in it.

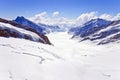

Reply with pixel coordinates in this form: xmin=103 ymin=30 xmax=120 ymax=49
xmin=0 ymin=32 xmax=120 ymax=80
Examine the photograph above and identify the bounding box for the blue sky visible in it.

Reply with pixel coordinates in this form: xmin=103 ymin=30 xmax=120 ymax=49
xmin=0 ymin=0 xmax=120 ymax=19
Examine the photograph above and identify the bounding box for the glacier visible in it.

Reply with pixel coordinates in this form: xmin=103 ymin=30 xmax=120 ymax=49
xmin=0 ymin=32 xmax=120 ymax=80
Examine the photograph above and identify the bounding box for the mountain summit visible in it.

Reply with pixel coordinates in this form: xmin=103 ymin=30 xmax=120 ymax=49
xmin=14 ymin=16 xmax=63 ymax=34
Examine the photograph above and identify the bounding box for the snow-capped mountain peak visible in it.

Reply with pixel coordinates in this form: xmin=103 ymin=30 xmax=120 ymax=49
xmin=14 ymin=16 xmax=45 ymax=34
xmin=14 ymin=16 xmax=63 ymax=34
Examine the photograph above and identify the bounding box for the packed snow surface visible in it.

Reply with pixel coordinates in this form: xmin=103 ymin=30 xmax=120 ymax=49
xmin=0 ymin=32 xmax=120 ymax=80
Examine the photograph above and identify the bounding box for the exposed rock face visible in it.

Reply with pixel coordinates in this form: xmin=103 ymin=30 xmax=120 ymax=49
xmin=0 ymin=26 xmax=44 ymax=43
xmin=0 ymin=18 xmax=51 ymax=45
xmin=69 ymin=18 xmax=120 ymax=44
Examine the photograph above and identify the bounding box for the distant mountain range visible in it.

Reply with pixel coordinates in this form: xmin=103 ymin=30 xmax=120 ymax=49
xmin=69 ymin=18 xmax=120 ymax=44
xmin=1 ymin=16 xmax=120 ymax=45
xmin=14 ymin=16 xmax=63 ymax=34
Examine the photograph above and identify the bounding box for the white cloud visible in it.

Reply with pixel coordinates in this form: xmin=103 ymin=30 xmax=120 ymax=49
xmin=35 ymin=12 xmax=47 ymax=18
xmin=29 ymin=11 xmax=75 ymax=29
xmin=30 ymin=12 xmax=48 ymax=24
xmin=99 ymin=13 xmax=120 ymax=21
xmin=29 ymin=11 xmax=120 ymax=28
xmin=76 ymin=12 xmax=97 ymax=26
xmin=99 ymin=14 xmax=112 ymax=20
xmin=53 ymin=11 xmax=59 ymax=17
xmin=113 ymin=13 xmax=120 ymax=20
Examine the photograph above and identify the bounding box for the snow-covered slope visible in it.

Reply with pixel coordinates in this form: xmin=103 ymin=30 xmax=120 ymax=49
xmin=0 ymin=22 xmax=44 ymax=42
xmin=0 ymin=32 xmax=120 ymax=80
xmin=69 ymin=18 xmax=120 ymax=44
xmin=0 ymin=18 xmax=51 ymax=44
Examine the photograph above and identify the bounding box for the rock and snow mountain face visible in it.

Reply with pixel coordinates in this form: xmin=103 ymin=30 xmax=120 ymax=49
xmin=0 ymin=32 xmax=120 ymax=80
xmin=69 ymin=18 xmax=120 ymax=44
xmin=0 ymin=18 xmax=51 ymax=44
xmin=14 ymin=16 xmax=63 ymax=34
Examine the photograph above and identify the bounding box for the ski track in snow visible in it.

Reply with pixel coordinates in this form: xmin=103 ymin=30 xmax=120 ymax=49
xmin=0 ymin=32 xmax=120 ymax=80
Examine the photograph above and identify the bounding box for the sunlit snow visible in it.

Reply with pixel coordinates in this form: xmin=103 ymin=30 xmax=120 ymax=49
xmin=0 ymin=32 xmax=120 ymax=80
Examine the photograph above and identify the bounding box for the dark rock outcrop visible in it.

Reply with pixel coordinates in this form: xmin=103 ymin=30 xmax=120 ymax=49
xmin=0 ymin=18 xmax=51 ymax=45
xmin=0 ymin=26 xmax=44 ymax=43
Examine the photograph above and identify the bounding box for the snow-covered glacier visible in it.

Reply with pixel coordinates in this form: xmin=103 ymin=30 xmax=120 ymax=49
xmin=0 ymin=16 xmax=120 ymax=80
xmin=0 ymin=32 xmax=120 ymax=80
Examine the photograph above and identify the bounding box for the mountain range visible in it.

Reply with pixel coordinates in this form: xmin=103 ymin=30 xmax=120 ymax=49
xmin=14 ymin=16 xmax=63 ymax=34
xmin=69 ymin=18 xmax=120 ymax=44
xmin=0 ymin=16 xmax=120 ymax=45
